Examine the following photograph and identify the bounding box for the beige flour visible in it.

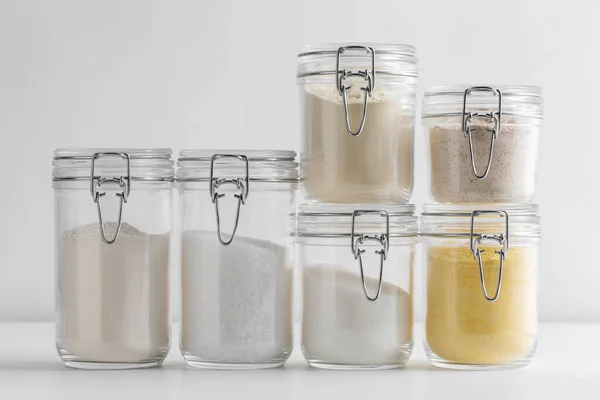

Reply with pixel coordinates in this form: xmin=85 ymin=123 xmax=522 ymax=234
xmin=426 ymin=117 xmax=539 ymax=202
xmin=301 ymin=84 xmax=414 ymax=203
xmin=57 ymin=222 xmax=170 ymax=363
xmin=302 ymin=265 xmax=412 ymax=366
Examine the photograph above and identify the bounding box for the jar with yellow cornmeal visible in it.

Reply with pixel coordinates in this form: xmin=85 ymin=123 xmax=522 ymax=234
xmin=421 ymin=204 xmax=540 ymax=370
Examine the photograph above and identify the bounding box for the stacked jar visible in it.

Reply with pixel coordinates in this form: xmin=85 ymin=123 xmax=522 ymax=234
xmin=296 ymin=44 xmax=419 ymax=369
xmin=420 ymin=86 xmax=543 ymax=370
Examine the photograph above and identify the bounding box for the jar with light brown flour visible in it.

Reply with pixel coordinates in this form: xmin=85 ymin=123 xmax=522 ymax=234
xmin=53 ymin=149 xmax=174 ymax=369
xmin=421 ymin=204 xmax=540 ymax=370
xmin=297 ymin=43 xmax=418 ymax=203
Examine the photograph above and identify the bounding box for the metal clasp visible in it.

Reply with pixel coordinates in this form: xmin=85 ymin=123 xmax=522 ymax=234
xmin=351 ymin=210 xmax=389 ymax=302
xmin=462 ymin=86 xmax=503 ymax=180
xmin=336 ymin=46 xmax=375 ymax=137
xmin=90 ymin=152 xmax=131 ymax=245
xmin=470 ymin=210 xmax=509 ymax=302
xmin=210 ymin=154 xmax=249 ymax=246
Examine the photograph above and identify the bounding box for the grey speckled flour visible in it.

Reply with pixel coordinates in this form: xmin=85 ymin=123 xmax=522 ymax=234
xmin=426 ymin=118 xmax=539 ymax=203
xmin=181 ymin=231 xmax=293 ymax=366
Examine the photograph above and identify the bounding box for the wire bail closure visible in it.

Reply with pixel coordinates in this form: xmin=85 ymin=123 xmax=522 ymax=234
xmin=462 ymin=86 xmax=503 ymax=180
xmin=470 ymin=210 xmax=509 ymax=302
xmin=351 ymin=210 xmax=389 ymax=302
xmin=209 ymin=154 xmax=249 ymax=246
xmin=90 ymin=152 xmax=131 ymax=245
xmin=336 ymin=46 xmax=375 ymax=137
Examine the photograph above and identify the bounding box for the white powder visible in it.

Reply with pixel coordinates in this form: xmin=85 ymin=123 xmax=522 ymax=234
xmin=57 ymin=222 xmax=170 ymax=364
xmin=302 ymin=264 xmax=412 ymax=367
xmin=181 ymin=231 xmax=293 ymax=366
xmin=426 ymin=117 xmax=539 ymax=202
xmin=301 ymin=84 xmax=414 ymax=203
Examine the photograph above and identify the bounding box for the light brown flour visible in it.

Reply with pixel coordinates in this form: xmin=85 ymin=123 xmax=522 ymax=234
xmin=301 ymin=84 xmax=414 ymax=203
xmin=57 ymin=222 xmax=170 ymax=363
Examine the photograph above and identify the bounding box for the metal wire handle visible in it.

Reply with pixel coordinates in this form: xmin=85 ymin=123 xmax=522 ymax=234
xmin=462 ymin=86 xmax=502 ymax=180
xmin=209 ymin=154 xmax=249 ymax=246
xmin=90 ymin=153 xmax=131 ymax=245
xmin=351 ymin=210 xmax=389 ymax=302
xmin=336 ymin=46 xmax=375 ymax=137
xmin=470 ymin=210 xmax=509 ymax=302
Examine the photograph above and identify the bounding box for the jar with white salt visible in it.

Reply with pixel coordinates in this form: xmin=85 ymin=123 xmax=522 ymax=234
xmin=52 ymin=149 xmax=174 ymax=369
xmin=177 ymin=150 xmax=298 ymax=369
xmin=421 ymin=204 xmax=541 ymax=370
xmin=296 ymin=203 xmax=417 ymax=369
xmin=297 ymin=43 xmax=418 ymax=203
xmin=422 ymin=85 xmax=543 ymax=203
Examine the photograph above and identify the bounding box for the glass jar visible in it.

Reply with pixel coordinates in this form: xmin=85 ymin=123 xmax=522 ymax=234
xmin=297 ymin=43 xmax=418 ymax=203
xmin=52 ymin=149 xmax=174 ymax=369
xmin=177 ymin=150 xmax=298 ymax=369
xmin=296 ymin=203 xmax=417 ymax=369
xmin=421 ymin=204 xmax=541 ymax=370
xmin=422 ymin=85 xmax=543 ymax=203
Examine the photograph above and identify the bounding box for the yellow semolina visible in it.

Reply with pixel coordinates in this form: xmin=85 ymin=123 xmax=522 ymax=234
xmin=426 ymin=245 xmax=537 ymax=365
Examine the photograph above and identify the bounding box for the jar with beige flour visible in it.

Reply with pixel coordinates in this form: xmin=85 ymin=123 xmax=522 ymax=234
xmin=53 ymin=149 xmax=174 ymax=369
xmin=297 ymin=44 xmax=418 ymax=203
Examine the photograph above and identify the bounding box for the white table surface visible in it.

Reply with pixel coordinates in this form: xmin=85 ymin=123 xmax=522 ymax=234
xmin=0 ymin=322 xmax=598 ymax=399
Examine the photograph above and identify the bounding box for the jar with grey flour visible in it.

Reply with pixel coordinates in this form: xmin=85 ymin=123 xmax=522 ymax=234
xmin=177 ymin=150 xmax=298 ymax=369
xmin=422 ymin=86 xmax=543 ymax=203
xmin=297 ymin=43 xmax=418 ymax=203
xmin=53 ymin=149 xmax=174 ymax=369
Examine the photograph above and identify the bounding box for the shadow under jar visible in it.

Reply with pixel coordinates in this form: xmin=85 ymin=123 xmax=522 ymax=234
xmin=421 ymin=204 xmax=541 ymax=370
xmin=422 ymin=85 xmax=543 ymax=203
xmin=297 ymin=204 xmax=417 ymax=369
xmin=177 ymin=150 xmax=298 ymax=369
xmin=52 ymin=149 xmax=174 ymax=370
xmin=297 ymin=43 xmax=418 ymax=203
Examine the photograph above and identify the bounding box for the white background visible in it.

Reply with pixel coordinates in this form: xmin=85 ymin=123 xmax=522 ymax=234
xmin=0 ymin=0 xmax=597 ymax=322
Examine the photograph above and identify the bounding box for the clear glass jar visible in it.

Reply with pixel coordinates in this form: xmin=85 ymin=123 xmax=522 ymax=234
xmin=422 ymin=85 xmax=543 ymax=203
xmin=52 ymin=149 xmax=174 ymax=369
xmin=421 ymin=204 xmax=541 ymax=370
xmin=296 ymin=203 xmax=417 ymax=369
xmin=177 ymin=150 xmax=298 ymax=369
xmin=297 ymin=43 xmax=418 ymax=203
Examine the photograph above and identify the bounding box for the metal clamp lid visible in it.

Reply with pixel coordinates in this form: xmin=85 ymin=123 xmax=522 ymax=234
xmin=209 ymin=154 xmax=249 ymax=246
xmin=336 ymin=46 xmax=375 ymax=137
xmin=462 ymin=86 xmax=503 ymax=180
xmin=351 ymin=210 xmax=389 ymax=302
xmin=470 ymin=210 xmax=509 ymax=302
xmin=89 ymin=152 xmax=131 ymax=245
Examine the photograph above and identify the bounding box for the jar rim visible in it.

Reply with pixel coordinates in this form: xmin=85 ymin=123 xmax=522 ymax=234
xmin=297 ymin=203 xmax=418 ymax=237
xmin=420 ymin=203 xmax=541 ymax=237
xmin=422 ymin=85 xmax=543 ymax=120
xmin=297 ymin=42 xmax=418 ymax=81
xmin=177 ymin=149 xmax=298 ymax=182
xmin=52 ymin=148 xmax=175 ymax=181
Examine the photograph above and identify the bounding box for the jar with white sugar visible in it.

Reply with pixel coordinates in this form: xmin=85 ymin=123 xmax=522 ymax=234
xmin=422 ymin=85 xmax=543 ymax=203
xmin=52 ymin=149 xmax=174 ymax=369
xmin=296 ymin=203 xmax=417 ymax=369
xmin=297 ymin=43 xmax=418 ymax=203
xmin=177 ymin=150 xmax=298 ymax=369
